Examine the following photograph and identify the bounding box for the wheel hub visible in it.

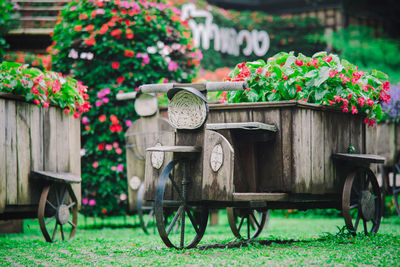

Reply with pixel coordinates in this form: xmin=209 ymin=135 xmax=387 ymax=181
xmin=57 ymin=204 xmax=70 ymax=225
xmin=360 ymin=190 xmax=375 ymax=221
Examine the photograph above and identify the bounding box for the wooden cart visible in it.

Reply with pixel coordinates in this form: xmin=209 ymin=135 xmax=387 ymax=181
xmin=136 ymin=82 xmax=384 ymax=249
xmin=0 ymin=94 xmax=81 ymax=242
xmin=117 ymin=92 xmax=174 ymax=233
xmin=367 ymin=123 xmax=400 ymax=215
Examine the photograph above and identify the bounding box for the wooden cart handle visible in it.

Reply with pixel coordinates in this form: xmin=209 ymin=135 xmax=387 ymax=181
xmin=116 ymin=91 xmax=138 ymax=101
xmin=139 ymin=81 xmax=247 ymax=93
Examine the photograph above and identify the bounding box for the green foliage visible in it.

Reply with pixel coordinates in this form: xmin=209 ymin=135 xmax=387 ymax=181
xmin=0 ymin=0 xmax=13 ymax=58
xmin=223 ymin=51 xmax=391 ymax=126
xmin=0 ymin=61 xmax=90 ymax=116
xmin=50 ymin=0 xmax=200 ymax=216
xmin=327 ymin=26 xmax=400 ymax=83
xmin=1 ymin=215 xmax=400 ymax=265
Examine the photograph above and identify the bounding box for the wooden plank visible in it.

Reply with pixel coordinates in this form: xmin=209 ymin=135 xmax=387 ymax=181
xmin=376 ymin=123 xmax=395 ymax=166
xmin=252 ymin=108 xmax=282 ymax=192
xmin=332 ymin=153 xmax=385 ymax=164
xmin=31 ymin=171 xmax=81 ymax=183
xmin=29 ymin=105 xmax=43 ymax=204
xmin=0 ymin=99 xmax=6 ymax=213
xmin=206 ymin=122 xmax=277 ymax=132
xmin=147 ymin=146 xmax=201 ymax=153
xmin=310 ymin=110 xmax=325 ymax=194
xmin=5 ymin=100 xmax=18 ymax=205
xmin=68 ymin=115 xmax=81 ymax=209
xmin=232 ymin=192 xmax=289 ymax=201
xmin=202 ymin=130 xmax=234 ymax=201
xmin=280 ymin=108 xmax=293 ymax=191
xmin=324 ymin=110 xmax=339 ymax=193
xmin=56 ymin=108 xmax=70 ymax=173
xmin=16 ymin=102 xmax=31 ymax=204
xmin=43 ymin=107 xmax=57 ymax=171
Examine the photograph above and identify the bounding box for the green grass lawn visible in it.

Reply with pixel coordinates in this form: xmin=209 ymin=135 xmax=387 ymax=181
xmin=1 ymin=212 xmax=400 ymax=266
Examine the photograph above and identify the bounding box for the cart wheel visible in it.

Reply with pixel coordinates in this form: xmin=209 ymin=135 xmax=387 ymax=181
xmin=342 ymin=167 xmax=382 ymax=235
xmin=227 ymin=207 xmax=269 ymax=240
xmin=393 ymin=163 xmax=400 ymax=216
xmin=38 ymin=183 xmax=78 ymax=242
xmin=154 ymin=160 xmax=208 ymax=249
xmin=137 ymin=183 xmax=155 ymax=234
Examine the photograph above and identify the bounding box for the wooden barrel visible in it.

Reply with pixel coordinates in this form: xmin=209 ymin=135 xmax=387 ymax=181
xmin=208 ymin=101 xmax=366 ymax=196
xmin=0 ymin=94 xmax=81 ymax=218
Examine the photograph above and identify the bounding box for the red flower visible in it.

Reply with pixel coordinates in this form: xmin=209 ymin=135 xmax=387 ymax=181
xmin=111 ymin=29 xmax=122 ymax=38
xmin=256 ymin=67 xmax=263 ymax=74
xmin=334 ymin=95 xmax=341 ymax=102
xmin=124 ymin=50 xmax=134 ymax=57
xmin=99 ymin=24 xmax=108 ymax=34
xmin=295 ymin=84 xmax=302 ymax=92
xmin=99 ymin=114 xmax=106 ymax=122
xmin=43 ymin=101 xmax=50 ymax=108
xmin=146 ymin=15 xmax=152 ymax=22
xmin=351 ymin=105 xmax=358 ymax=114
xmin=282 ymin=75 xmax=288 ymax=81
xmin=366 ymin=99 xmax=374 ymax=106
xmin=237 ymin=62 xmax=246 ymax=69
xmin=84 ymin=37 xmax=95 ymax=46
xmin=382 ymin=81 xmax=390 ymax=91
xmin=368 ymin=119 xmax=376 ymax=127
xmin=116 ymin=76 xmax=124 ymax=84
xmin=79 ymin=13 xmax=88 ymax=20
xmin=329 ymin=70 xmax=338 ymax=78
xmin=323 ymin=56 xmax=332 ymax=63
xmin=112 ymin=62 xmax=120 ymax=69
xmin=85 ymin=24 xmax=95 ymax=32
xmin=295 ymin=60 xmax=303 ymax=66
xmin=34 ymin=99 xmax=41 ymax=106
xmin=347 ymin=93 xmax=352 ymax=99
xmin=341 ymin=104 xmax=349 ymax=113
xmin=98 ymin=143 xmax=105 ymax=151
xmin=102 ymin=208 xmax=107 ymax=214
xmin=74 ymin=25 xmax=82 ymax=31
xmin=110 ymin=115 xmax=119 ymax=125
xmin=358 ymin=97 xmax=365 ymax=107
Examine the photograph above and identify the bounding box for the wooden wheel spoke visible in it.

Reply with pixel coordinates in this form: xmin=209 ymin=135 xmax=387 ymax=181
xmin=354 ymin=213 xmax=361 ymax=230
xmin=144 ymin=209 xmax=154 ymax=227
xmin=350 ymin=203 xmax=359 ymax=210
xmin=45 ymin=216 xmax=56 ymax=225
xmin=68 ymin=220 xmax=76 ymax=228
xmin=351 ymin=187 xmax=360 ymax=198
xmin=51 ymin=223 xmax=58 ymax=241
xmin=363 ymin=219 xmax=368 ymax=234
xmin=247 ymin=216 xmax=251 ymax=239
xmin=250 ymin=213 xmax=261 ymax=229
xmin=372 ymin=218 xmax=378 ymax=226
xmin=60 ymin=186 xmax=67 ymax=205
xmin=60 ymin=224 xmax=65 ymax=241
xmin=168 ymin=174 xmax=184 ymax=201
xmin=46 ymin=200 xmax=57 ymax=211
xmin=166 ymin=206 xmax=184 ymax=236
xmin=186 ymin=208 xmax=200 ymax=235
xmin=180 ymin=207 xmax=185 ymax=249
xmin=237 ymin=216 xmax=245 ymax=233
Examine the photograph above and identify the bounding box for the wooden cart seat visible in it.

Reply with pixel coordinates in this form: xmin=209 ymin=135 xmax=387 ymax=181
xmin=332 ymin=153 xmax=386 ymax=164
xmin=206 ymin=122 xmax=277 ymax=132
xmin=31 ymin=171 xmax=81 ymax=184
xmin=147 ymin=145 xmax=201 ymax=153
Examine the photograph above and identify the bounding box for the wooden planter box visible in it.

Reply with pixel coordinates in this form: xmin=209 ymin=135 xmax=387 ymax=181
xmin=207 ymin=101 xmax=366 ymax=196
xmin=0 ymin=94 xmax=81 ymax=218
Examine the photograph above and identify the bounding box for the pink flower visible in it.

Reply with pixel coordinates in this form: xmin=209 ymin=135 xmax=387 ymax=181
xmin=111 ymin=166 xmax=117 ymax=171
xmin=115 ymin=148 xmax=122 ymax=154
xmin=92 ymin=161 xmax=98 ymax=168
xmin=82 ymin=198 xmax=88 ymax=205
xmin=113 ymin=142 xmax=119 ymax=148
xmin=88 ymin=199 xmax=96 ymax=206
xmin=82 ymin=116 xmax=89 ymax=125
xmin=104 ymin=88 xmax=111 ymax=94
xmin=106 ymin=144 xmax=113 ymax=151
xmin=367 ymin=99 xmax=374 ymax=106
xmin=358 ymin=97 xmax=365 ymax=107
xmin=120 ymin=193 xmax=127 ymax=201
xmin=168 ymin=61 xmax=178 ymax=71
xmin=256 ymin=67 xmax=263 ymax=74
xmin=329 ymin=70 xmax=338 ymax=78
xmin=34 ymin=99 xmax=41 ymax=106
xmin=334 ymin=95 xmax=341 ymax=102
xmin=117 ymin=164 xmax=124 ymax=172
xmin=295 ymin=60 xmax=303 ymax=66
xmin=351 ymin=105 xmax=358 ymax=114
xmin=341 ymin=104 xmax=349 ymax=113
xmin=383 ymin=81 xmax=390 ymax=91
xmin=96 ymin=8 xmax=105 ymax=15
xmin=95 ymin=100 xmax=103 ymax=107
xmin=125 ymin=120 xmax=132 ymax=127
xmin=323 ymin=56 xmax=332 ymax=63
xmin=102 ymin=97 xmax=109 ymax=103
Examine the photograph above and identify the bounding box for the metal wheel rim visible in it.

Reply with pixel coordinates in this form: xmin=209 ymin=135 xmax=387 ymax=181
xmin=154 ymin=160 xmax=208 ymax=249
xmin=38 ymin=183 xmax=78 ymax=242
xmin=137 ymin=183 xmax=155 ymax=234
xmin=227 ymin=207 xmax=268 ymax=240
xmin=342 ymin=167 xmax=382 ymax=235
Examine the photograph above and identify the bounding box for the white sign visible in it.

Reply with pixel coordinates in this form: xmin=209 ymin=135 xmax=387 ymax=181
xmin=181 ymin=3 xmax=270 ymax=57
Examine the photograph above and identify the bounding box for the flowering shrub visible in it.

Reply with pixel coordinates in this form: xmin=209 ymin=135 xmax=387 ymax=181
xmin=0 ymin=0 xmax=14 ymax=58
xmin=381 ymin=83 xmax=400 ymax=123
xmin=50 ymin=0 xmax=199 ymax=216
xmin=4 ymin=51 xmax=52 ymax=71
xmin=223 ymin=51 xmax=391 ymax=126
xmin=0 ymin=61 xmax=90 ymax=117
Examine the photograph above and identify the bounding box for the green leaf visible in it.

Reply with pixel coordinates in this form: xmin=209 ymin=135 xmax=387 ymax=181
xmin=371 ymin=69 xmax=388 ymax=80
xmin=314 ymin=66 xmax=330 ymax=87
xmin=312 ymin=51 xmax=327 ymax=58
xmin=267 ymin=92 xmax=281 ymax=101
xmin=375 ymin=104 xmax=382 ymax=120
xmin=247 ymin=90 xmax=259 ymax=102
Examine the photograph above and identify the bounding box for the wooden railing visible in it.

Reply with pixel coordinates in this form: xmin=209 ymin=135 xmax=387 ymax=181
xmin=9 ymin=0 xmax=69 ymax=35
